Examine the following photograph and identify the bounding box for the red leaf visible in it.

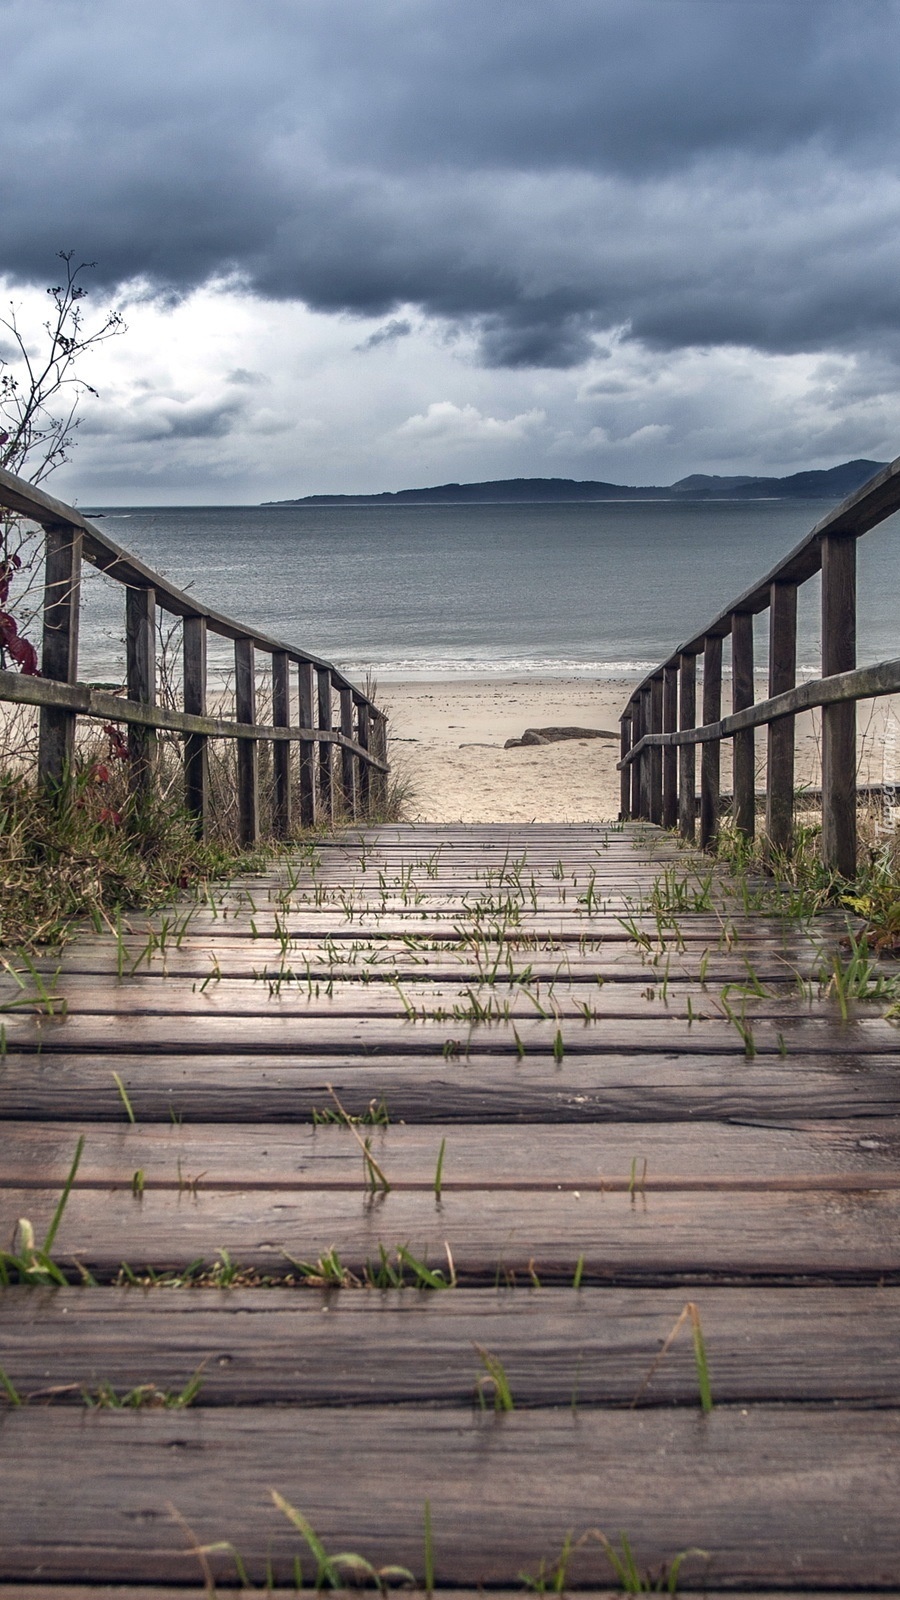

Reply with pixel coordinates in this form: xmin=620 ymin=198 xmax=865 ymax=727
xmin=104 ymin=724 xmax=129 ymax=761
xmin=7 ymin=633 xmax=39 ymax=675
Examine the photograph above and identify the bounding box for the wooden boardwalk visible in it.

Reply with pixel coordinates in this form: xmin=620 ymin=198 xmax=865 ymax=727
xmin=2 ymin=821 xmax=900 ymax=1593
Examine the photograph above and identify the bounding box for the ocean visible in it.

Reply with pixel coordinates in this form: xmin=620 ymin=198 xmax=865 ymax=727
xmin=76 ymin=498 xmax=900 ymax=684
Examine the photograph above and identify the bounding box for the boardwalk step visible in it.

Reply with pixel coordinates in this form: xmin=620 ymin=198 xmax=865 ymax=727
xmin=1 ymin=821 xmax=897 ymax=1586
xmin=3 ymin=1186 xmax=900 ymax=1284
xmin=3 ymin=1119 xmax=899 ymax=1187
xmin=1 ymin=1054 xmax=898 ymax=1122
xmin=1 ymin=1408 xmax=899 ymax=1586
xmin=3 ymin=1286 xmax=900 ymax=1407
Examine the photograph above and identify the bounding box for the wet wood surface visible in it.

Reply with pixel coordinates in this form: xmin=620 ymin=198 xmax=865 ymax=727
xmin=2 ymin=821 xmax=899 ymax=1591
xmin=3 ymin=1285 xmax=900 ymax=1406
xmin=1 ymin=1408 xmax=900 ymax=1586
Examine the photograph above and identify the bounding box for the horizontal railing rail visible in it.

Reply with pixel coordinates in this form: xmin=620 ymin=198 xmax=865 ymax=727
xmin=618 ymin=455 xmax=900 ymax=874
xmin=0 ymin=465 xmax=389 ymax=842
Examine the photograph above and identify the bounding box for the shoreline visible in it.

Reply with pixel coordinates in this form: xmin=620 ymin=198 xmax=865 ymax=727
xmin=380 ymin=675 xmax=900 ymax=824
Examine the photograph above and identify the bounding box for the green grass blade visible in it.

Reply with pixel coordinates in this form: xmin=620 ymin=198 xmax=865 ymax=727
xmin=112 ymin=1071 xmax=136 ymax=1124
xmin=42 ymin=1134 xmax=85 ymax=1254
xmin=689 ymin=1304 xmax=714 ymax=1413
xmin=0 ymin=1364 xmax=22 ymax=1406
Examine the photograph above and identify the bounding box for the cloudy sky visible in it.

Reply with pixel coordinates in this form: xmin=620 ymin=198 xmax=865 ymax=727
xmin=3 ymin=0 xmax=900 ymax=502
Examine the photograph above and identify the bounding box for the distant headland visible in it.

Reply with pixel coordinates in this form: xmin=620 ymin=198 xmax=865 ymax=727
xmin=263 ymin=458 xmax=886 ymax=507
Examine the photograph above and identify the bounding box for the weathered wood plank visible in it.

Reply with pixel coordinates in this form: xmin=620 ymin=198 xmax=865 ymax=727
xmin=26 ymin=945 xmax=832 ymax=983
xmin=234 ymin=638 xmax=258 ymax=846
xmin=3 ymin=1286 xmax=900 ymax=1407
xmin=1 ymin=1407 xmax=899 ymax=1584
xmin=272 ymin=650 xmax=292 ymax=840
xmin=0 ymin=973 xmax=851 ymax=1023
xmin=125 ymin=584 xmax=156 ymax=802
xmin=3 ymin=1119 xmax=898 ymax=1189
xmin=766 ymin=581 xmax=797 ymax=856
xmin=0 ymin=1592 xmax=890 ymax=1600
xmin=37 ymin=522 xmax=82 ymax=792
xmin=699 ymin=634 xmax=722 ymax=849
xmin=0 ymin=462 xmax=381 ymax=708
xmin=3 ymin=1186 xmax=900 ymax=1283
xmin=730 ymin=610 xmax=755 ymax=839
xmin=1 ymin=1050 xmax=896 ymax=1123
xmin=821 ymin=532 xmax=857 ymax=875
xmin=3 ymin=1008 xmax=897 ymax=1056
xmin=317 ymin=668 xmax=334 ymax=824
xmin=182 ymin=614 xmax=208 ymax=832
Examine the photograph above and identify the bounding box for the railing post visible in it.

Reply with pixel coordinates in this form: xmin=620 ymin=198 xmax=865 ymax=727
xmin=821 ymin=533 xmax=857 ymax=876
xmin=648 ymin=676 xmax=663 ymax=824
xmin=183 ymin=615 xmax=208 ymax=834
xmin=678 ymin=651 xmax=696 ymax=841
xmin=297 ymin=660 xmax=318 ymax=830
xmin=357 ymin=697 xmax=371 ymax=818
xmin=38 ymin=520 xmax=82 ymax=794
xmin=634 ymin=688 xmax=646 ymax=819
xmin=317 ymin=668 xmax=334 ymax=824
xmin=765 ymin=581 xmax=797 ymax=857
xmin=235 ymin=637 xmax=258 ymax=846
xmin=126 ymin=584 xmax=156 ymax=805
xmin=662 ymin=664 xmax=678 ymax=829
xmin=272 ymin=650 xmax=292 ymax=840
xmin=630 ymin=694 xmax=644 ymax=820
xmin=619 ymin=716 xmax=632 ymax=820
xmin=379 ymin=712 xmax=390 ymax=812
xmin=369 ymin=712 xmax=389 ymax=813
xmin=699 ymin=633 xmax=722 ymax=849
xmin=340 ymin=686 xmax=358 ymax=818
xmin=731 ymin=610 xmax=755 ymax=839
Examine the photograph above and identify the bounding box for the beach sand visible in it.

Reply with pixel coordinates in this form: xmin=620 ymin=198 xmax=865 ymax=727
xmin=380 ymin=676 xmax=900 ymax=824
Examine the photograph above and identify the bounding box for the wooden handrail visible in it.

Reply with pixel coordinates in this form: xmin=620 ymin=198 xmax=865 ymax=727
xmin=620 ymin=657 xmax=900 ymax=758
xmin=619 ymin=453 xmax=900 ymax=873
xmin=0 ymin=465 xmax=389 ymax=836
xmin=0 ymin=669 xmax=388 ymax=761
xmin=0 ymin=464 xmax=378 ymax=707
xmin=625 ymin=454 xmax=900 ymax=684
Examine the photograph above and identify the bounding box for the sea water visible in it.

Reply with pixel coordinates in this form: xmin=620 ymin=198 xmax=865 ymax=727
xmin=75 ymin=498 xmax=900 ymax=683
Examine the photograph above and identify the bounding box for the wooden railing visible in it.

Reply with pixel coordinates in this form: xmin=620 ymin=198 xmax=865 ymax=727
xmin=0 ymin=465 xmax=389 ymax=842
xmin=618 ymin=455 xmax=900 ymax=876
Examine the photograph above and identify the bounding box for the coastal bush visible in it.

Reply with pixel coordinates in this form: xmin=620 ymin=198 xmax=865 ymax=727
xmin=0 ymin=756 xmax=252 ymax=949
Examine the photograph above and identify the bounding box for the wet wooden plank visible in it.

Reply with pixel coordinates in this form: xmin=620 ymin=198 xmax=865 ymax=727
xmin=1 ymin=1407 xmax=899 ymax=1585
xmin=3 ymin=1009 xmax=895 ymax=1056
xmin=28 ymin=949 xmax=830 ymax=984
xmin=1 ymin=1592 xmax=891 ymax=1600
xmin=3 ymin=1286 xmax=900 ymax=1407
xmin=3 ymin=1186 xmax=900 ymax=1283
xmin=3 ymin=1119 xmax=898 ymax=1189
xmin=1 ymin=1050 xmax=898 ymax=1124
xmin=0 ymin=974 xmax=853 ymax=1025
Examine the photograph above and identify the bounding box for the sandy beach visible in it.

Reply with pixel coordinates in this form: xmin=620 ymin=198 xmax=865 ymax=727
xmin=380 ymin=676 xmax=632 ymax=822
xmin=381 ymin=676 xmax=900 ymax=824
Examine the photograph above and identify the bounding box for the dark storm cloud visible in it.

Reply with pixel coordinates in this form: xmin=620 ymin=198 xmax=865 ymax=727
xmin=3 ymin=0 xmax=900 ymax=368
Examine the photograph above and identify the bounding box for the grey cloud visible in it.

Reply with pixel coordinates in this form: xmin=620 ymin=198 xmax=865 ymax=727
xmin=3 ymin=0 xmax=900 ymax=369
xmin=81 ymin=396 xmax=247 ymax=443
xmin=356 ymin=319 xmax=413 ymax=351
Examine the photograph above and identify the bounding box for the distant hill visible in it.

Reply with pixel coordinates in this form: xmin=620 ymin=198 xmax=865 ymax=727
xmin=669 ymin=460 xmax=887 ymax=500
xmin=264 ymin=459 xmax=887 ymax=507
